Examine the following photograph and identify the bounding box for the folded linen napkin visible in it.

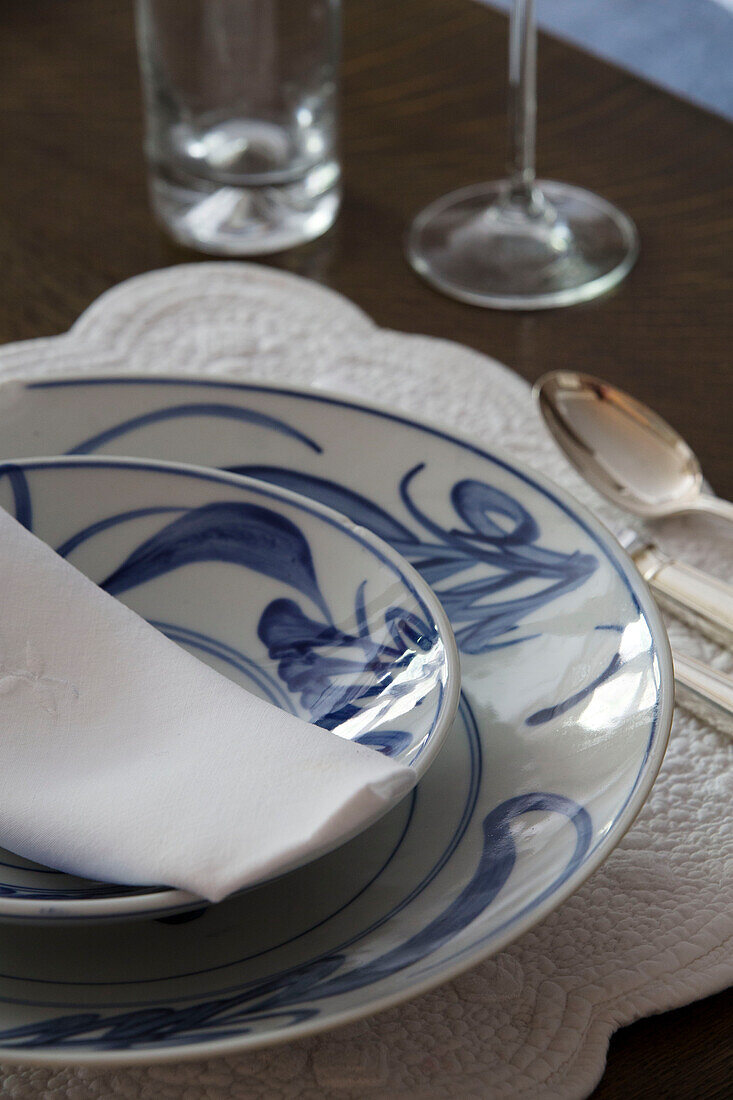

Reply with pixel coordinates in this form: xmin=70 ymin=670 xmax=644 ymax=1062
xmin=0 ymin=506 xmax=414 ymax=902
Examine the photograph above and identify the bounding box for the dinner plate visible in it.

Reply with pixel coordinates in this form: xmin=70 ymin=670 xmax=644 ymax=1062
xmin=0 ymin=456 xmax=459 ymax=921
xmin=0 ymin=375 xmax=673 ymax=1064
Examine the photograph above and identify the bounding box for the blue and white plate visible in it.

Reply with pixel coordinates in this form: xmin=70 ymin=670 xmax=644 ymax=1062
xmin=0 ymin=456 xmax=459 ymax=922
xmin=0 ymin=376 xmax=673 ymax=1065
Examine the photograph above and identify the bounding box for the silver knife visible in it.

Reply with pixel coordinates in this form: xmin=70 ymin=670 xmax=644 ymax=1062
xmin=615 ymin=528 xmax=733 ymax=735
xmin=618 ymin=529 xmax=733 ymax=649
xmin=672 ymin=651 xmax=733 ymax=737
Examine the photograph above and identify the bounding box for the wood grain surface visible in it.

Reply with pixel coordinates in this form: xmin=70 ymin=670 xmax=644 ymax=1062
xmin=1 ymin=1 xmax=731 ymax=1096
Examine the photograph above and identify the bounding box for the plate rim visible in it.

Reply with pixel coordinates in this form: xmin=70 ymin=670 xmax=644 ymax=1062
xmin=0 ymin=373 xmax=674 ymax=1066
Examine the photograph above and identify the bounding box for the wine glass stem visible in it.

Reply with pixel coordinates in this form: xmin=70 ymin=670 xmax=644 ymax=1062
xmin=507 ymin=0 xmax=537 ymax=206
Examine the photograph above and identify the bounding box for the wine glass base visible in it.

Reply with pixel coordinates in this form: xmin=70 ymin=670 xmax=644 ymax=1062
xmin=407 ymin=180 xmax=639 ymax=310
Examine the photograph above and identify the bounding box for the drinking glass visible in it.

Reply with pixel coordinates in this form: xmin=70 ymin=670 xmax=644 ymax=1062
xmin=135 ymin=0 xmax=341 ymax=255
xmin=407 ymin=0 xmax=639 ymax=309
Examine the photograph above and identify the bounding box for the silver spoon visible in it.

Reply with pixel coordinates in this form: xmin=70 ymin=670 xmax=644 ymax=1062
xmin=534 ymin=369 xmax=733 ymax=735
xmin=534 ymin=370 xmax=733 ymax=524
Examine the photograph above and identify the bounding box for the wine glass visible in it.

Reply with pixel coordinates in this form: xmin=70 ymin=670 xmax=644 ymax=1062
xmin=406 ymin=0 xmax=639 ymax=309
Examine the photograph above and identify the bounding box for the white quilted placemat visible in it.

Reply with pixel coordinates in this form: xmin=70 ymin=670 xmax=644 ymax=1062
xmin=0 ymin=263 xmax=730 ymax=1100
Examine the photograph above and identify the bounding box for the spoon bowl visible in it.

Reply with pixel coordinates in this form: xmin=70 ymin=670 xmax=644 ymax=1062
xmin=534 ymin=370 xmax=733 ymax=523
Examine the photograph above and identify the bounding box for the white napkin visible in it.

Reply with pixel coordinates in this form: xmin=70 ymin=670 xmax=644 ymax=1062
xmin=0 ymin=506 xmax=414 ymax=902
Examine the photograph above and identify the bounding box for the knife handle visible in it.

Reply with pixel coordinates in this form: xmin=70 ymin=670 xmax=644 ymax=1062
xmin=632 ymin=544 xmax=733 ymax=649
xmin=673 ymin=652 xmax=733 ymax=738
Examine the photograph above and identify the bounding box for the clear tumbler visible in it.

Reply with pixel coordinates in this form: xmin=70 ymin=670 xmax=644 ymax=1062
xmin=135 ymin=0 xmax=341 ymax=255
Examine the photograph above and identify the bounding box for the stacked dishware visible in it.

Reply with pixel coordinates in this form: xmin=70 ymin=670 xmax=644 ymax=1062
xmin=0 ymin=352 xmax=728 ymax=1063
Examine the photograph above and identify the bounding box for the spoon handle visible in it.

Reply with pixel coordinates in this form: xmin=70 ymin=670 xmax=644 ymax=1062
xmin=629 ymin=541 xmax=733 ymax=649
xmin=673 ymin=652 xmax=733 ymax=738
xmin=689 ymin=494 xmax=733 ymax=525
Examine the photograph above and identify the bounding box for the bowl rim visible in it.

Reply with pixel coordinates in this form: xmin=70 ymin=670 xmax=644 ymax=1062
xmin=0 ymin=454 xmax=461 ymax=920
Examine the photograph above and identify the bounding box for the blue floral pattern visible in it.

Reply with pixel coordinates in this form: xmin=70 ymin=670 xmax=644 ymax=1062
xmin=97 ymin=499 xmax=438 ymax=738
xmin=258 ymin=587 xmax=436 ymax=732
xmin=229 ymin=465 xmax=598 ymax=654
xmin=0 ymin=381 xmax=666 ymax=1058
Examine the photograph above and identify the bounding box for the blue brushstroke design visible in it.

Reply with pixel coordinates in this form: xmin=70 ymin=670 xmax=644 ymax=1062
xmin=526 ymin=652 xmax=623 ymax=726
xmin=399 ymin=468 xmax=599 ymax=654
xmin=66 ymin=404 xmax=322 ymax=456
xmin=55 ymin=507 xmax=185 ymax=559
xmin=234 ymin=463 xmax=598 ymax=655
xmin=52 ymin=492 xmax=432 ymax=767
xmin=101 ymin=502 xmax=330 ymax=620
xmin=0 ymin=792 xmax=591 ymax=1049
xmin=0 ymin=464 xmax=33 ymax=530
xmin=258 ymin=592 xmax=437 ymax=730
xmin=0 ymin=476 xmax=437 ymax=806
xmin=300 ymin=793 xmax=592 ymax=996
xmin=229 ymin=466 xmax=415 ymax=545
xmin=354 ymin=730 xmax=413 ymax=757
xmin=525 ymin=626 xmax=626 ymax=726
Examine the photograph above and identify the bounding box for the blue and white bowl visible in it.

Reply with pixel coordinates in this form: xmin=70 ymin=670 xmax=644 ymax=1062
xmin=0 ymin=456 xmax=460 ymax=922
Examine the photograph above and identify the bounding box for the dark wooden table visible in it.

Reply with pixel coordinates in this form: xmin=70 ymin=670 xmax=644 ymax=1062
xmin=1 ymin=1 xmax=731 ymax=1095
